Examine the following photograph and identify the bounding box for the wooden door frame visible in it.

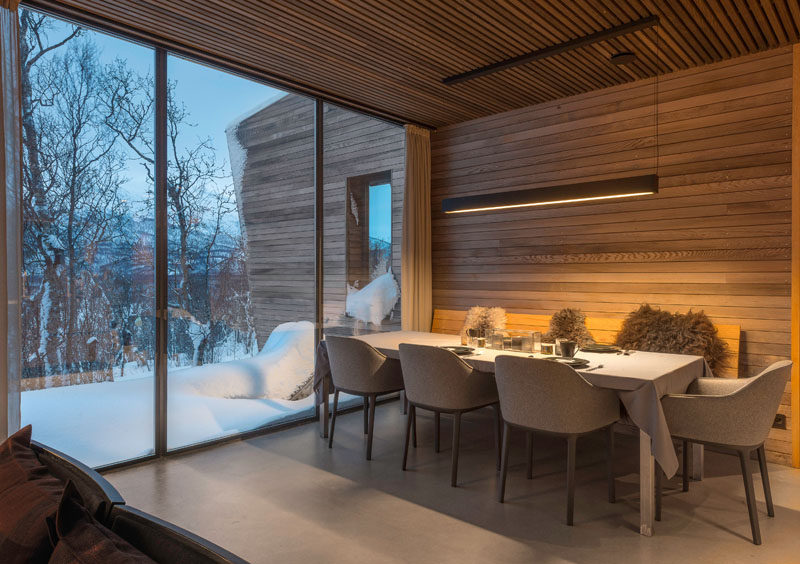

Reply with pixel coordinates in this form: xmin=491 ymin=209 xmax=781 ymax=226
xmin=792 ymin=43 xmax=799 ymax=468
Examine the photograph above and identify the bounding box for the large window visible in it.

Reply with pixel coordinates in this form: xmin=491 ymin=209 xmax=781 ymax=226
xmin=13 ymin=9 xmax=405 ymax=467
xmin=18 ymin=9 xmax=156 ymax=467
xmin=165 ymin=56 xmax=316 ymax=450
xmin=323 ymin=104 xmax=404 ymax=338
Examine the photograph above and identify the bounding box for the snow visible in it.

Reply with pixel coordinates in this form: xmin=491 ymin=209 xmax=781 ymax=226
xmin=171 ymin=321 xmax=313 ymax=400
xmin=22 ymin=321 xmax=317 ymax=468
xmin=224 ymin=90 xmax=288 ymax=133
xmin=45 ymin=233 xmax=65 ymax=250
xmin=345 ymin=270 xmax=400 ymax=326
xmin=225 ymin=90 xmax=288 ymax=203
xmin=349 ymin=191 xmax=359 ymax=225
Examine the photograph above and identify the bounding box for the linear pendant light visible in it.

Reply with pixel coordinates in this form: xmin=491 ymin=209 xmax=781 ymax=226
xmin=441 ymin=175 xmax=658 ymax=214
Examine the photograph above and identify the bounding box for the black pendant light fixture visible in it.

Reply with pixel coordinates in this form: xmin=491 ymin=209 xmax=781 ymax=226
xmin=441 ymin=14 xmax=662 ymax=215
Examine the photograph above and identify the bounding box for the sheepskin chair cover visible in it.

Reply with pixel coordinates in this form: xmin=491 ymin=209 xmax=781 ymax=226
xmin=544 ymin=308 xmax=595 ymax=347
xmin=614 ymin=304 xmax=729 ymax=371
xmin=461 ymin=306 xmax=507 ymax=340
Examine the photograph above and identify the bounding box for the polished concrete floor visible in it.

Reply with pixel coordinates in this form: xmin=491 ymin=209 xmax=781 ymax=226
xmin=106 ymin=401 xmax=800 ymax=564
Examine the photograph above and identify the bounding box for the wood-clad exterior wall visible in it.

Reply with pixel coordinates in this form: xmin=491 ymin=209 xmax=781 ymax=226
xmin=431 ymin=47 xmax=794 ymax=464
xmin=232 ymin=95 xmax=315 ymax=344
xmin=322 ymin=104 xmax=405 ymax=334
xmin=229 ymin=96 xmax=404 ymax=346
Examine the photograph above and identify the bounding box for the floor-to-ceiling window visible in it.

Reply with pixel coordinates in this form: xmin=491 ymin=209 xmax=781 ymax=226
xmin=13 ymin=8 xmax=405 ymax=467
xmin=18 ymin=8 xmax=156 ymax=467
xmin=165 ymin=56 xmax=317 ymax=450
xmin=322 ymin=103 xmax=405 ymax=339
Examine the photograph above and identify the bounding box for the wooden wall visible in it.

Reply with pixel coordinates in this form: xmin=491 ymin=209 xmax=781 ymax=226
xmin=233 ymin=95 xmax=315 ymax=344
xmin=322 ymin=104 xmax=405 ymax=334
xmin=231 ymin=96 xmax=404 ymax=344
xmin=431 ymin=47 xmax=794 ymax=464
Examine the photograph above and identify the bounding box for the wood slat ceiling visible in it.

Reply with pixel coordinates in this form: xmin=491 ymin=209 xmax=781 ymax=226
xmin=28 ymin=0 xmax=800 ymax=128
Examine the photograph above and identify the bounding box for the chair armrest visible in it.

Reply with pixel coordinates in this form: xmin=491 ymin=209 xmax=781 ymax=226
xmin=662 ymin=393 xmax=765 ymax=447
xmin=685 ymin=377 xmax=749 ymax=396
xmin=662 ymin=394 xmax=736 ymax=444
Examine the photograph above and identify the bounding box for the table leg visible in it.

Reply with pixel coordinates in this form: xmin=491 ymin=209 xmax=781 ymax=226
xmin=319 ymin=378 xmax=329 ymax=438
xmin=640 ymin=429 xmax=655 ymax=536
xmin=692 ymin=443 xmax=704 ymax=481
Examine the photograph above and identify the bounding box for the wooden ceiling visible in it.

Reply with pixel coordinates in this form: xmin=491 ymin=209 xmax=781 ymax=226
xmin=28 ymin=0 xmax=800 ymax=128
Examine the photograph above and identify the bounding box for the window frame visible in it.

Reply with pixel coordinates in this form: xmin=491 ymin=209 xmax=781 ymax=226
xmin=12 ymin=2 xmax=407 ymax=471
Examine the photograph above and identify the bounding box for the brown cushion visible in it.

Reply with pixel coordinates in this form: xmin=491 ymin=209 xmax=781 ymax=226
xmin=0 ymin=425 xmax=64 ymax=564
xmin=48 ymin=482 xmax=155 ymax=564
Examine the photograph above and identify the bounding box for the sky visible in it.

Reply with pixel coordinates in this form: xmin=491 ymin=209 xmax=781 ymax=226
xmin=29 ymin=8 xmax=393 ymax=244
xmin=369 ymin=184 xmax=392 ymax=243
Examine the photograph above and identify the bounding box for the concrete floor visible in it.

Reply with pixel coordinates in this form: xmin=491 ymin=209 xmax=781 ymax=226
xmin=105 ymin=402 xmax=800 ymax=564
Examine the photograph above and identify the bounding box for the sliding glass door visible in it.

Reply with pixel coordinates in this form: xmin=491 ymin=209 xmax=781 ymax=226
xmin=13 ymin=7 xmax=405 ymax=467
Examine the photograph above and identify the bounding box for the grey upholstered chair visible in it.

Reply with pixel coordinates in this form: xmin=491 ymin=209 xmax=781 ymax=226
xmin=326 ymin=335 xmax=405 ymax=460
xmin=658 ymin=360 xmax=791 ymax=545
xmin=494 ymin=356 xmax=620 ymax=526
xmin=398 ymin=343 xmax=501 ymax=487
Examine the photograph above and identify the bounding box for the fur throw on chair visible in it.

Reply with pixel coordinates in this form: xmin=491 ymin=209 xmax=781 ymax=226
xmin=462 ymin=306 xmax=507 ymax=339
xmin=614 ymin=304 xmax=729 ymax=371
xmin=544 ymin=308 xmax=595 ymax=347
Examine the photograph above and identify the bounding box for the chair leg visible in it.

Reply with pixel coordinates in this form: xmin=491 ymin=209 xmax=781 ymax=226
xmin=757 ymin=445 xmax=774 ymax=518
xmin=402 ymin=405 xmax=414 ymax=471
xmin=434 ymin=411 xmax=440 ymax=453
xmin=739 ymin=449 xmax=762 ymax=545
xmin=498 ymin=422 xmax=511 ymax=503
xmin=655 ymin=465 xmax=662 ymax=522
xmin=566 ymin=436 xmax=577 ymax=526
xmin=366 ymin=394 xmax=377 ymax=460
xmin=411 ymin=404 xmax=417 ymax=448
xmin=363 ymin=397 xmax=369 ymax=434
xmin=451 ymin=412 xmax=462 ymax=487
xmin=525 ymin=432 xmax=534 ymax=480
xmin=682 ymin=440 xmax=690 ymax=492
xmin=493 ymin=404 xmax=502 ymax=471
xmin=328 ymin=389 xmax=340 ymax=449
xmin=402 ymin=392 xmax=408 ymax=415
xmin=606 ymin=426 xmax=615 ymax=503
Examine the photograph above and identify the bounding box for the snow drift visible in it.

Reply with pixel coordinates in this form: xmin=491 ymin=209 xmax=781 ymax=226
xmin=345 ymin=270 xmax=399 ymax=326
xmin=170 ymin=321 xmax=313 ymax=400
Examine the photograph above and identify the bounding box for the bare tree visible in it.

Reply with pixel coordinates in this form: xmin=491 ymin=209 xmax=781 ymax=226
xmin=20 ymin=11 xmax=128 ymax=383
xmin=103 ymin=62 xmax=244 ymax=366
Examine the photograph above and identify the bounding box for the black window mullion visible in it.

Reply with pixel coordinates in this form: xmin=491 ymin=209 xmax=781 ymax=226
xmin=154 ymin=48 xmax=168 ymax=456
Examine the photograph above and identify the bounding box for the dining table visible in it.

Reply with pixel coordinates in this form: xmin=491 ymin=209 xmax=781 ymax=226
xmin=314 ymin=330 xmax=712 ymax=537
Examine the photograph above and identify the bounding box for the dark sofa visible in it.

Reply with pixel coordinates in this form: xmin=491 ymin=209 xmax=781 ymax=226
xmin=1 ymin=428 xmax=248 ymax=563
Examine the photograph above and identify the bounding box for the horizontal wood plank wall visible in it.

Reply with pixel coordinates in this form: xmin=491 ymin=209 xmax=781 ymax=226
xmin=322 ymin=104 xmax=405 ymax=334
xmin=233 ymin=95 xmax=315 ymax=345
xmin=430 ymin=47 xmax=794 ymax=464
xmin=232 ymin=97 xmax=405 ymax=345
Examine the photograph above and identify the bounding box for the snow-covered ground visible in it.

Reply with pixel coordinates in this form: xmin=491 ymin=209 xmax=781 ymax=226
xmin=22 ymin=321 xmax=317 ymax=467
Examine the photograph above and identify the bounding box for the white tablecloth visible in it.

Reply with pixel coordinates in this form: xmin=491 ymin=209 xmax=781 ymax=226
xmin=353 ymin=331 xmax=709 ymax=477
